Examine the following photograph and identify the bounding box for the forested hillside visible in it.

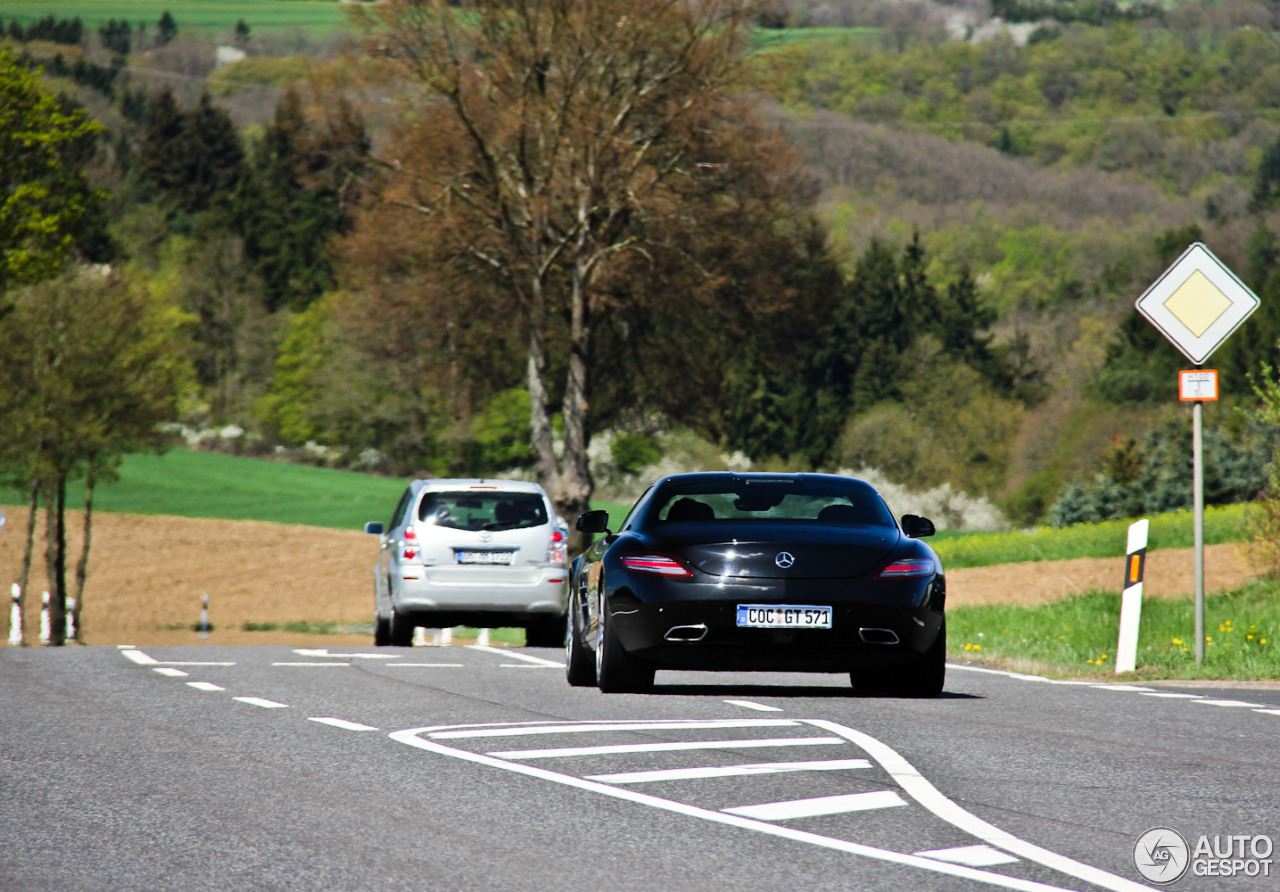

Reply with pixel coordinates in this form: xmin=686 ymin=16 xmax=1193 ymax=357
xmin=5 ymin=0 xmax=1280 ymax=531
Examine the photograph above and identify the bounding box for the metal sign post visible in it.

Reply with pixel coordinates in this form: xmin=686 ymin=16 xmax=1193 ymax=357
xmin=1136 ymin=244 xmax=1257 ymax=664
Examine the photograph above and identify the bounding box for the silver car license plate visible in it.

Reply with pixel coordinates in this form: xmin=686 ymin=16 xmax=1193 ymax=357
xmin=456 ymin=550 xmax=515 ymax=565
xmin=736 ymin=604 xmax=832 ymax=629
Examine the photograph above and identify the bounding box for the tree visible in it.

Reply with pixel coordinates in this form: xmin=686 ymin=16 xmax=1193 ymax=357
xmin=366 ymin=0 xmax=797 ymax=533
xmin=0 ymin=49 xmax=106 ymax=300
xmin=140 ymin=91 xmax=243 ymax=218
xmin=0 ymin=266 xmax=190 ymax=644
xmin=156 ymin=11 xmax=177 ymax=46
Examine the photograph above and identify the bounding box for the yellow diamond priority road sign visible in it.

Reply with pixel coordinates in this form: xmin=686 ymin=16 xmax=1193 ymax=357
xmin=1136 ymin=242 xmax=1259 ymax=365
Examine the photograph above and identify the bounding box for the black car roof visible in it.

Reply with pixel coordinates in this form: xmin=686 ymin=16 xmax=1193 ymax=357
xmin=651 ymin=472 xmax=880 ymax=491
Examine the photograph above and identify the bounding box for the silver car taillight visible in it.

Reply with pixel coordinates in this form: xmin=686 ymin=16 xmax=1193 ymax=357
xmin=546 ymin=529 xmax=567 ymax=565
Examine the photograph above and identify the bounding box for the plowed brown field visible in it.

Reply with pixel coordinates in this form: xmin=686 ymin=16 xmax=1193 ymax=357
xmin=0 ymin=507 xmax=1260 ymax=646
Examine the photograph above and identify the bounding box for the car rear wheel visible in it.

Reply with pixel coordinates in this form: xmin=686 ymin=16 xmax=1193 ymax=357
xmin=564 ymin=592 xmax=596 ymax=687
xmin=525 ymin=614 xmax=565 ymax=648
xmin=373 ymin=613 xmax=390 ymax=646
xmin=888 ymin=620 xmax=946 ymax=698
xmin=595 ymin=598 xmax=654 ymax=694
xmin=389 ymin=609 xmax=415 ymax=647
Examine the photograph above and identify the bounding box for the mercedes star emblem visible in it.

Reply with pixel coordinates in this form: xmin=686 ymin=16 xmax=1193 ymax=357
xmin=774 ymin=552 xmax=795 ymax=568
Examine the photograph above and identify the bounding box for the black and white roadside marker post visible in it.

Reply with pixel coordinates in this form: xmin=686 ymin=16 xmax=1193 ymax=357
xmin=1116 ymin=518 xmax=1148 ymax=674
xmin=1136 ymin=243 xmax=1259 ymax=664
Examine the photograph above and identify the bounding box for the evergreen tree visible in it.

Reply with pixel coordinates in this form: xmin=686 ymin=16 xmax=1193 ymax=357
xmin=156 ymin=11 xmax=177 ymax=46
xmin=140 ymin=91 xmax=243 ymax=218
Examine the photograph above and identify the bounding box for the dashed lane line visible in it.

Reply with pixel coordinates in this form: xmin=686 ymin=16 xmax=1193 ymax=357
xmin=186 ymin=682 xmax=224 ymax=692
xmin=384 ymin=663 xmax=465 ymax=668
xmin=153 ymin=668 xmax=188 ymax=677
xmin=724 ymin=699 xmax=785 ymax=712
xmin=232 ymin=697 xmax=288 ymax=709
xmin=1190 ymin=698 xmax=1268 ymax=708
xmin=272 ymin=662 xmax=352 ymax=667
xmin=466 ymin=645 xmax=564 ymax=667
xmin=308 ymin=717 xmax=379 ymax=731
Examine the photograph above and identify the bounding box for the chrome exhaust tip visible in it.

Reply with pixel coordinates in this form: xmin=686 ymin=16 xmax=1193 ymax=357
xmin=859 ymin=627 xmax=899 ymax=645
xmin=664 ymin=624 xmax=708 ymax=642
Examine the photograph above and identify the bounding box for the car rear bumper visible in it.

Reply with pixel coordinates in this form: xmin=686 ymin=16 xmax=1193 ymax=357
xmin=610 ymin=599 xmax=942 ymax=672
xmin=393 ymin=565 xmax=568 ymax=614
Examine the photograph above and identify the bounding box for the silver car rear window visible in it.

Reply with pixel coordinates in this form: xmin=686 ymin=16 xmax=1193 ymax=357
xmin=418 ymin=491 xmax=548 ymax=532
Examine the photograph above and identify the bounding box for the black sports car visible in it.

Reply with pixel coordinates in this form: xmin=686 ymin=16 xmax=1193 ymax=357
xmin=565 ymin=472 xmax=945 ymax=696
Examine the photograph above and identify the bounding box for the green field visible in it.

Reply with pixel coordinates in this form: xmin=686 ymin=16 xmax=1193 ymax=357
xmin=0 ymin=447 xmax=634 ymax=531
xmin=932 ymin=504 xmax=1252 ymax=570
xmin=949 ymin=581 xmax=1280 ymax=679
xmin=0 ymin=0 xmax=355 ymax=35
xmin=749 ymin=26 xmax=880 ymax=52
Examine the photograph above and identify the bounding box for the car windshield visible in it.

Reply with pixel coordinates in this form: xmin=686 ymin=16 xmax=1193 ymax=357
xmin=654 ymin=478 xmax=893 ymax=527
xmin=417 ymin=492 xmax=548 ymax=531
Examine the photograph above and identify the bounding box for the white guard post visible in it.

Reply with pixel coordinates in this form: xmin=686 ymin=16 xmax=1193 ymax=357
xmin=1116 ymin=519 xmax=1149 ymax=674
xmin=8 ymin=583 xmax=21 ymax=646
xmin=65 ymin=598 xmax=75 ymax=643
xmin=39 ymin=591 xmax=51 ymax=645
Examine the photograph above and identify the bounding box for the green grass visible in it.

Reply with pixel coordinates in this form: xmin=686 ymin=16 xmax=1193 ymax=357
xmin=932 ymin=503 xmax=1252 ymax=569
xmin=0 ymin=0 xmax=355 ymax=35
xmin=949 ymin=580 xmax=1280 ymax=679
xmin=0 ymin=446 xmax=637 ymax=531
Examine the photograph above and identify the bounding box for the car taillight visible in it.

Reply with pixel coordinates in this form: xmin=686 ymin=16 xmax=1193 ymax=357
xmin=551 ymin=530 xmax=565 ymax=543
xmin=404 ymin=528 xmax=416 ymax=541
xmin=546 ymin=543 xmax=566 ymax=564
xmin=621 ymin=554 xmax=692 ymax=577
xmin=876 ymin=558 xmax=935 ymax=579
xmin=403 ymin=548 xmax=417 ymax=560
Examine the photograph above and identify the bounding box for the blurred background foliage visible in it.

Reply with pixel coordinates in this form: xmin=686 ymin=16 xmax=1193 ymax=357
xmin=10 ymin=0 xmax=1280 ymax=531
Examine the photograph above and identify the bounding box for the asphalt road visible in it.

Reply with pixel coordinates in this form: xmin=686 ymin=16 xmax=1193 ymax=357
xmin=2 ymin=645 xmax=1278 ymax=892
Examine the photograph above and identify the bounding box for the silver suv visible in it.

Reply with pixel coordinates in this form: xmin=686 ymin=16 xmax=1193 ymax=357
xmin=365 ymin=479 xmax=569 ymax=647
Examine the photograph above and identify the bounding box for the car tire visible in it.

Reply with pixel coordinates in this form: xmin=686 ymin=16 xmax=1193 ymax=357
xmin=389 ymin=610 xmax=415 ymax=647
xmin=525 ymin=614 xmax=566 ymax=648
xmin=889 ymin=620 xmax=946 ymax=698
xmin=564 ymin=591 xmax=596 ymax=687
xmin=374 ymin=613 xmax=391 ymax=646
xmin=595 ymin=598 xmax=654 ymax=694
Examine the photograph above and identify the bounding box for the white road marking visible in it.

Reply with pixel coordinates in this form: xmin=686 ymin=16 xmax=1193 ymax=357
xmin=391 ymin=724 xmax=1087 ymax=892
xmin=272 ymin=662 xmax=351 ymax=667
xmin=917 ymin=845 xmax=1020 ymax=867
xmin=152 ymin=668 xmax=188 ymax=677
xmin=308 ymin=717 xmax=379 ymax=731
xmin=385 ymin=663 xmax=465 ymax=668
xmin=724 ymin=699 xmax=784 ymax=712
xmin=947 ymin=665 xmax=1093 ymax=685
xmin=466 ymin=645 xmax=563 ymax=667
xmin=491 ymin=737 xmax=843 ymax=760
xmin=186 ymin=682 xmax=224 ymax=692
xmin=500 ymin=664 xmax=561 ymax=668
xmin=1254 ymin=709 xmax=1280 ymax=716
xmin=1140 ymin=692 xmax=1203 ymax=699
xmin=1190 ymin=698 xmax=1268 ymax=708
xmin=724 ymin=791 xmax=906 ymax=820
xmin=431 ymin=719 xmax=798 ymax=740
xmin=1090 ymin=685 xmax=1157 ymax=692
xmin=587 ymin=759 xmax=873 ymax=784
xmin=292 ymin=648 xmax=400 ymax=660
xmin=808 ymin=719 xmax=1154 ymax=892
xmin=121 ymin=649 xmax=158 ymax=665
xmin=233 ymin=697 xmax=288 ymax=709
xmin=157 ymin=661 xmax=236 ymax=666
xmin=117 ymin=645 xmax=136 ymax=649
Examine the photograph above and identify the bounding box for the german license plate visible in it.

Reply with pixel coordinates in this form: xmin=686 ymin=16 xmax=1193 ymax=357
xmin=736 ymin=604 xmax=832 ymax=629
xmin=456 ymin=551 xmax=515 ymax=565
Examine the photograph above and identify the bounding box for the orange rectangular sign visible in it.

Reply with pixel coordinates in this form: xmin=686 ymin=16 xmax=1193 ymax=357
xmin=1179 ymin=369 xmax=1218 ymax=401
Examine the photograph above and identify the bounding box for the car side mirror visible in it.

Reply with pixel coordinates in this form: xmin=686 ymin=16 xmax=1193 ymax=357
xmin=901 ymin=514 xmax=935 ymax=538
xmin=364 ymin=521 xmax=385 ymax=535
xmin=576 ymin=510 xmax=611 ymax=535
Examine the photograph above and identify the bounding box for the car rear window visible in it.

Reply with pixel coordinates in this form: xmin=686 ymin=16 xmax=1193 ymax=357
xmin=654 ymin=478 xmax=893 ymax=527
xmin=418 ymin=492 xmax=549 ymax=531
